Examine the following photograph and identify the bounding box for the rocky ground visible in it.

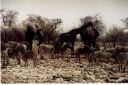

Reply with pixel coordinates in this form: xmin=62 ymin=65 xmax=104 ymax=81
xmin=1 ymin=55 xmax=128 ymax=83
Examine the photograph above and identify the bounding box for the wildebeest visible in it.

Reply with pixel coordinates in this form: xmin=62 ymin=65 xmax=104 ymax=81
xmin=38 ymin=44 xmax=54 ymax=59
xmin=1 ymin=41 xmax=29 ymax=67
xmin=116 ymin=52 xmax=128 ymax=72
xmin=75 ymin=46 xmax=90 ymax=61
xmin=1 ymin=23 xmax=43 ymax=50
xmin=72 ymin=45 xmax=91 ymax=62
xmin=60 ymin=43 xmax=73 ymax=59
xmin=1 ymin=42 xmax=23 ymax=66
xmin=93 ymin=50 xmax=115 ymax=64
xmin=51 ymin=42 xmax=73 ymax=59
xmin=91 ymin=47 xmax=124 ymax=66
xmin=73 ymin=44 xmax=100 ymax=65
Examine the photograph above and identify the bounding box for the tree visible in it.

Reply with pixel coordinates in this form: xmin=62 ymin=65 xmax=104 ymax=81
xmin=121 ymin=17 xmax=128 ymax=29
xmin=0 ymin=9 xmax=6 ymax=26
xmin=0 ymin=9 xmax=18 ymax=27
xmin=80 ymin=13 xmax=105 ymax=36
xmin=105 ymin=26 xmax=125 ymax=48
xmin=121 ymin=17 xmax=128 ymax=42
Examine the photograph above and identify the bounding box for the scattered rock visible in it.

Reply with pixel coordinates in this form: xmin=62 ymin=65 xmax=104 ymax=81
xmin=115 ymin=77 xmax=128 ymax=83
xmin=1 ymin=58 xmax=128 ymax=83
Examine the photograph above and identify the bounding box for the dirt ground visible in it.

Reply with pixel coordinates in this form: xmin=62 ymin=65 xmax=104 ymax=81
xmin=1 ymin=54 xmax=128 ymax=83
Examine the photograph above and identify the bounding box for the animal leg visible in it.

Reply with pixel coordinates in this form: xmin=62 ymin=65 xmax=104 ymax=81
xmin=33 ymin=58 xmax=37 ymax=67
xmin=92 ymin=41 xmax=96 ymax=48
xmin=17 ymin=56 xmax=21 ymax=65
xmin=88 ymin=54 xmax=92 ymax=66
xmin=6 ymin=57 xmax=9 ymax=65
xmin=51 ymin=50 xmax=54 ymax=59
xmin=76 ymin=53 xmax=80 ymax=63
xmin=24 ymin=58 xmax=28 ymax=67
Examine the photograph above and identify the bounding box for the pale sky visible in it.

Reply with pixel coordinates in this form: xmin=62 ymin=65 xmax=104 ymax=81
xmin=1 ymin=0 xmax=128 ymax=30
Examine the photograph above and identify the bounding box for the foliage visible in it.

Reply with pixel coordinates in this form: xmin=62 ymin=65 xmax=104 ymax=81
xmin=0 ymin=9 xmax=18 ymax=27
xmin=121 ymin=17 xmax=128 ymax=28
xmin=104 ymin=26 xmax=125 ymax=47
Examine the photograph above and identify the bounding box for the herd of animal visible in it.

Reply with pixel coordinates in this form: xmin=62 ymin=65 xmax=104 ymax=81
xmin=1 ymin=22 xmax=128 ymax=72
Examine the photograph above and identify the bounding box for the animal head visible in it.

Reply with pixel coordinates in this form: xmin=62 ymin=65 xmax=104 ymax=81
xmin=80 ymin=22 xmax=93 ymax=29
xmin=86 ymin=22 xmax=93 ymax=27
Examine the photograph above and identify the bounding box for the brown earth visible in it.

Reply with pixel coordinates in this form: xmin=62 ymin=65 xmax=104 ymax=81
xmin=1 ymin=54 xmax=128 ymax=83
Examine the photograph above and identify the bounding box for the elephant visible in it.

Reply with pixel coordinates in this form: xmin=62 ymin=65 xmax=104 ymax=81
xmin=1 ymin=23 xmax=44 ymax=50
xmin=79 ymin=27 xmax=99 ymax=48
xmin=54 ymin=22 xmax=94 ymax=50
